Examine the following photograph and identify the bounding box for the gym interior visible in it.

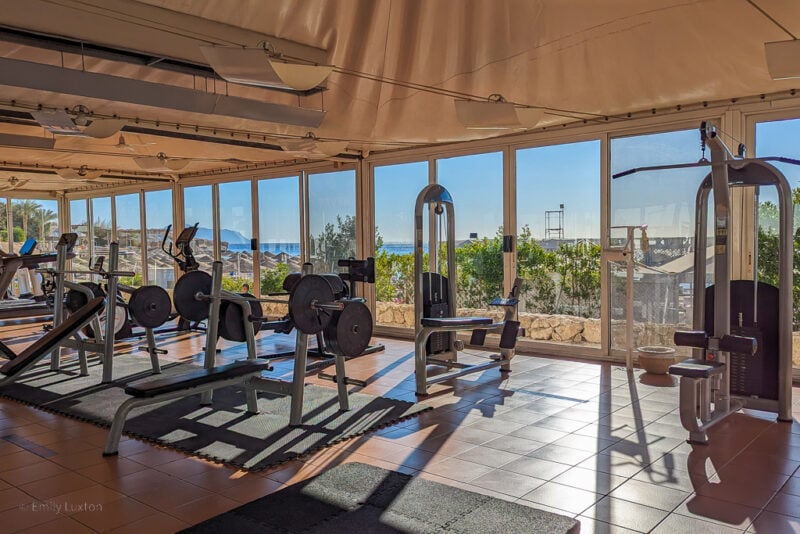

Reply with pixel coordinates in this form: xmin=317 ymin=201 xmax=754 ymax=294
xmin=0 ymin=2 xmax=799 ymax=533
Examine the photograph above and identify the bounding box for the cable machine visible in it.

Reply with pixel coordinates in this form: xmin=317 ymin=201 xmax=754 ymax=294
xmin=413 ymin=184 xmax=520 ymax=396
xmin=614 ymin=121 xmax=796 ymax=443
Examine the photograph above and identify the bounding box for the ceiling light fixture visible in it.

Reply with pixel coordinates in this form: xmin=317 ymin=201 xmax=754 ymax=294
xmin=200 ymin=44 xmax=333 ymax=92
xmin=765 ymin=39 xmax=800 ymax=79
xmin=454 ymin=95 xmax=543 ymax=129
xmin=746 ymin=0 xmax=800 ymax=79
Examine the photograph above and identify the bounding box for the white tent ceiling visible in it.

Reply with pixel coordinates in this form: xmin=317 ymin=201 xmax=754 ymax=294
xmin=0 ymin=0 xmax=798 ymax=193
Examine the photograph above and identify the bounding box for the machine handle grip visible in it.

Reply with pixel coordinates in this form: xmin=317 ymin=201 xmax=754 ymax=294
xmin=719 ymin=334 xmax=758 ymax=356
xmin=673 ymin=330 xmax=708 ymax=349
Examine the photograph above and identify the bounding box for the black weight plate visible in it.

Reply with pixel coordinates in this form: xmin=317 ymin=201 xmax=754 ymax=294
xmin=65 ymin=282 xmax=104 ymax=312
xmin=320 ymin=274 xmax=347 ymax=299
xmin=173 ymin=271 xmax=212 ymax=322
xmin=129 ymin=285 xmax=172 ymax=328
xmin=324 ymin=300 xmax=373 ymax=357
xmin=218 ymin=295 xmax=264 ymax=342
xmin=85 ymin=296 xmax=129 ymax=338
xmin=289 ymin=274 xmax=335 ymax=334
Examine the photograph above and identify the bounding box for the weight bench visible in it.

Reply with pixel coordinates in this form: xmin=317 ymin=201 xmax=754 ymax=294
xmin=670 ymin=329 xmax=756 ymax=443
xmin=0 ymin=297 xmax=105 ymax=386
xmin=103 ymin=359 xmax=272 ymax=456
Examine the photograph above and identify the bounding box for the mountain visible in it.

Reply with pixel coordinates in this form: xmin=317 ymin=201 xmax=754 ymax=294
xmin=193 ymin=227 xmax=249 ymax=245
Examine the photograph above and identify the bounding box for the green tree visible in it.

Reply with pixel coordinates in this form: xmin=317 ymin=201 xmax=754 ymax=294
xmin=261 ymin=263 xmax=290 ymax=294
xmin=554 ymin=240 xmax=601 ymax=317
xmin=312 ymin=215 xmax=356 ymax=272
xmin=34 ymin=208 xmax=58 ymax=244
xmin=517 ymin=225 xmax=558 ymax=313
xmin=12 ymin=200 xmax=41 ymax=241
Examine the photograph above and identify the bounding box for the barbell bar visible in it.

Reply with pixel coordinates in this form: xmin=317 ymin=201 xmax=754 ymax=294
xmin=173 ymin=272 xmax=345 ymax=335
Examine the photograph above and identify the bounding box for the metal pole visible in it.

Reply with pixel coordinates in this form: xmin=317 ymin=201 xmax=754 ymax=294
xmin=49 ymin=240 xmax=68 ymax=371
xmin=200 ymin=261 xmax=223 ymax=404
xmin=625 ymin=226 xmax=634 ymax=370
xmin=101 ymin=242 xmax=119 ymax=383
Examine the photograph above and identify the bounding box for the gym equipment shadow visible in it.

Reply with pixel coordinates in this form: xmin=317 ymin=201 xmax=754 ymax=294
xmin=0 ymin=354 xmax=431 ymax=471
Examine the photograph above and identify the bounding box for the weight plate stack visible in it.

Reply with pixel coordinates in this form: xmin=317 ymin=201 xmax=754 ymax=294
xmin=289 ymin=274 xmax=336 ymax=334
xmin=324 ymin=300 xmax=373 ymax=357
xmin=173 ymin=271 xmax=212 ymax=322
xmin=128 ymin=285 xmax=172 ymax=328
xmin=218 ymin=295 xmax=264 ymax=342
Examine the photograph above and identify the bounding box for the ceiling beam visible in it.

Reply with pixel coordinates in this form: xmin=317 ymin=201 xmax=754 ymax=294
xmin=0 ymin=57 xmax=326 ymax=128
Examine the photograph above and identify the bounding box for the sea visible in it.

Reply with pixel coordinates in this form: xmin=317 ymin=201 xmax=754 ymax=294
xmin=226 ymin=242 xmax=417 ymax=255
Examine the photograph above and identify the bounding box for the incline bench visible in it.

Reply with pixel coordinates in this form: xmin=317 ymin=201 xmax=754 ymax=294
xmin=0 ymin=297 xmax=105 ymax=387
xmin=103 ymin=359 xmax=273 ymax=455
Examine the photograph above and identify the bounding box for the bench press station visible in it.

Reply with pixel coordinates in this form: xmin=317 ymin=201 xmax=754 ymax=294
xmin=102 ymin=260 xmax=365 ymax=455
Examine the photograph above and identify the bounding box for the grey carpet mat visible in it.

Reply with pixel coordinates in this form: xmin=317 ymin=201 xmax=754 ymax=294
xmin=0 ymin=356 xmax=430 ymax=471
xmin=180 ymin=462 xmax=580 ymax=533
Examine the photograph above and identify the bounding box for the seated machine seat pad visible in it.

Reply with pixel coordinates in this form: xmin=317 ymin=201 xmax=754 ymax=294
xmin=421 ymin=316 xmax=493 ymax=328
xmin=669 ymin=358 xmax=725 ymax=379
xmin=124 ymin=360 xmax=272 ymax=398
xmin=0 ymin=297 xmax=105 ymax=377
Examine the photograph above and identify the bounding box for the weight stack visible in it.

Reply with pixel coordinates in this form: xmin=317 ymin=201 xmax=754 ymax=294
xmin=704 ymin=281 xmax=780 ymax=401
xmin=422 ymin=272 xmax=452 ymax=355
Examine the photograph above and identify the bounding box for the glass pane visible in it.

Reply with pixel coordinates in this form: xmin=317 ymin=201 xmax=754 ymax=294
xmin=516 ymin=141 xmax=601 ymax=347
xmin=115 ymin=194 xmax=142 ymax=287
xmin=70 ymin=199 xmax=90 ymax=272
xmin=755 ymin=117 xmax=800 ymax=370
xmin=145 ymin=189 xmax=175 ymax=288
xmin=11 ymin=198 xmax=58 ymax=253
xmin=91 ymin=197 xmax=112 ymax=262
xmin=610 ymin=129 xmax=708 ymax=358
xmin=9 ymin=198 xmax=59 ymax=253
xmin=437 ymin=152 xmax=503 ymax=314
xmin=374 ymin=161 xmax=428 ymax=328
xmin=219 ymin=180 xmax=253 ymax=292
xmin=308 ymin=170 xmax=356 ymax=273
xmin=258 ymin=176 xmax=300 ymax=318
xmin=182 ymin=185 xmax=214 ymax=274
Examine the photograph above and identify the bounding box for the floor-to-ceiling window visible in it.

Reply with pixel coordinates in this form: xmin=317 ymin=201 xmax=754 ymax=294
xmin=182 ymin=185 xmax=214 ymax=274
xmin=218 ymin=180 xmax=254 ymax=291
xmin=115 ymin=193 xmax=142 ymax=287
xmin=516 ymin=140 xmax=601 ymax=348
xmin=145 ymin=189 xmax=174 ymax=288
xmin=11 ymin=198 xmax=59 ymax=253
xmin=373 ymin=161 xmax=429 ymax=328
xmin=755 ymin=116 xmax=800 ymax=371
xmin=257 ymin=176 xmax=300 ymax=316
xmin=91 ymin=197 xmax=112 ymax=266
xmin=610 ymin=128 xmax=708 ymax=357
xmin=436 ymin=151 xmax=504 ymax=316
xmin=307 ymin=170 xmax=356 ymax=273
xmin=69 ymin=199 xmax=89 ymax=272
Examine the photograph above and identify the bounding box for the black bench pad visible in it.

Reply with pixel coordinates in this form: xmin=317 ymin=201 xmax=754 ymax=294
xmin=669 ymin=358 xmax=725 ymax=379
xmin=421 ymin=316 xmax=493 ymax=328
xmin=0 ymin=297 xmax=105 ymax=377
xmin=124 ymin=360 xmax=271 ymax=398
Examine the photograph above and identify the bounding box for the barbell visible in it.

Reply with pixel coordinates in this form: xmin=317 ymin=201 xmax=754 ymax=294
xmin=173 ymin=272 xmax=346 ymax=336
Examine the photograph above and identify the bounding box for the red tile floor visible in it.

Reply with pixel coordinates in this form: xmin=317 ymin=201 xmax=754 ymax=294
xmin=0 ymin=325 xmax=799 ymax=533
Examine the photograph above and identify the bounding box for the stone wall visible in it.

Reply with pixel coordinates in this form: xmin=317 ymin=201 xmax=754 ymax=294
xmin=376 ymin=301 xmax=689 ymax=354
xmin=266 ymin=299 xmax=800 ymax=366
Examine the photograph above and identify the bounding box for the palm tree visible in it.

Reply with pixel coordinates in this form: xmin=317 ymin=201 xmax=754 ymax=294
xmin=12 ymin=200 xmax=42 ymax=242
xmin=36 ymin=208 xmax=58 ymax=245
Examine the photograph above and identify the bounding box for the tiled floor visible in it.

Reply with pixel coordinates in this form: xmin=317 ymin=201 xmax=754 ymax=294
xmin=0 ymin=325 xmax=799 ymax=533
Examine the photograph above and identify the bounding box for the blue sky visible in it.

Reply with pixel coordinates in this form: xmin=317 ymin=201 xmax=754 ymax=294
xmin=64 ymin=118 xmax=800 ymax=247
